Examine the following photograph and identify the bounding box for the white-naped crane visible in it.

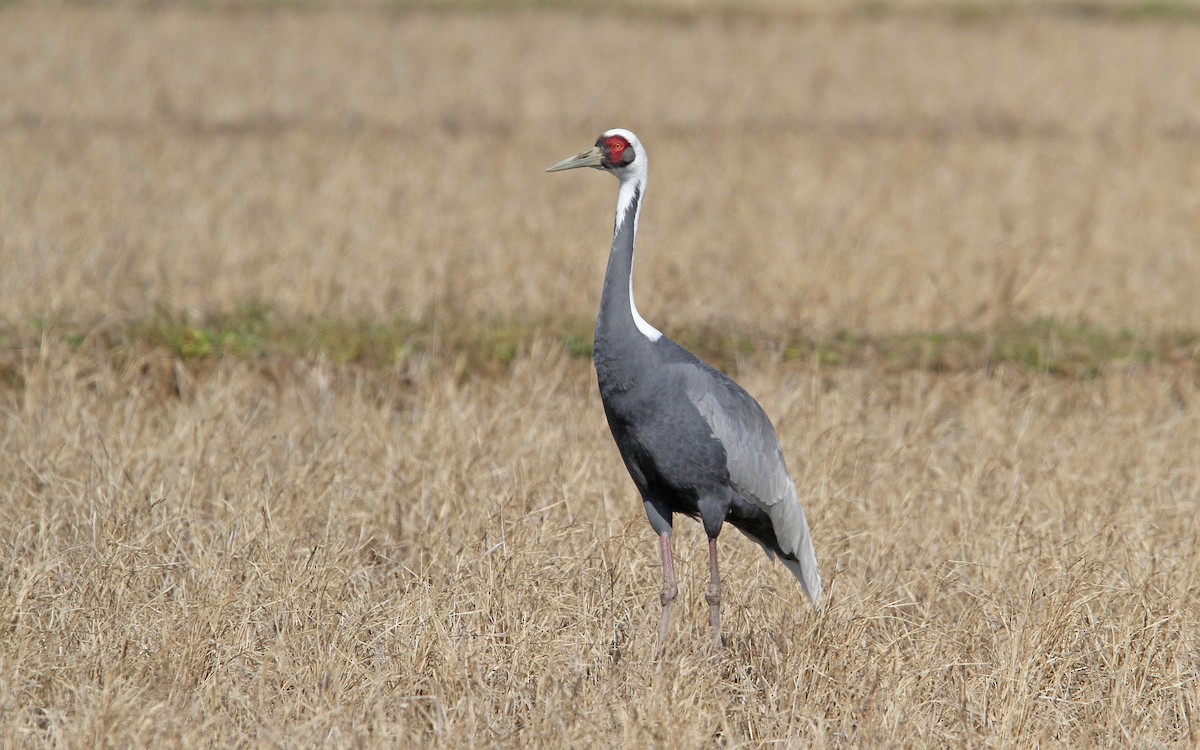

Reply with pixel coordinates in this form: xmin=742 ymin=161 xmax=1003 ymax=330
xmin=548 ymin=129 xmax=822 ymax=654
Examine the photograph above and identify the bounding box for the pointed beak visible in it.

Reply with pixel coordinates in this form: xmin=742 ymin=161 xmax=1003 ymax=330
xmin=546 ymin=145 xmax=604 ymax=173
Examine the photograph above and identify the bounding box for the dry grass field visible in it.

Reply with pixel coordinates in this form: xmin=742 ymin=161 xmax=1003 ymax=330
xmin=2 ymin=1 xmax=1199 ymax=747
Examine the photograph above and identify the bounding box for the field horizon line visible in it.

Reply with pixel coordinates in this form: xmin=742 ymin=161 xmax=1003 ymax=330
xmin=3 ymin=302 xmax=1198 ymax=388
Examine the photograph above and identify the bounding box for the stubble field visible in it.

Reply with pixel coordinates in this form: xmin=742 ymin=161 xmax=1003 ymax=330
xmin=1 ymin=1 xmax=1199 ymax=747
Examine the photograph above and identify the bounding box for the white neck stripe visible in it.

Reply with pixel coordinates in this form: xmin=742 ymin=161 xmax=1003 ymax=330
xmin=602 ymin=129 xmax=661 ymax=343
xmin=617 ymin=178 xmax=661 ymax=342
xmin=630 ymin=275 xmax=662 ymax=341
xmin=614 ymin=178 xmax=638 ymax=234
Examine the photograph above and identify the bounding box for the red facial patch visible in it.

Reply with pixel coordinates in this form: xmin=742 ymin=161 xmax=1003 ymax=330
xmin=602 ymin=135 xmax=633 ymax=167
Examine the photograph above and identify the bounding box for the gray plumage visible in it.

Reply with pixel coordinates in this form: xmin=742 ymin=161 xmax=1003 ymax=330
xmin=548 ymin=128 xmax=821 ymax=653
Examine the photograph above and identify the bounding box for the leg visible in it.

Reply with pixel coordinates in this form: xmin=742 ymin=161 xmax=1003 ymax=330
xmin=655 ymin=532 xmax=678 ymax=658
xmin=706 ymin=536 xmax=722 ymax=653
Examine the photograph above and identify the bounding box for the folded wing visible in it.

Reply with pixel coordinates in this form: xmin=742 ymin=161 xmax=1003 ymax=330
xmin=680 ymin=363 xmax=823 ymax=607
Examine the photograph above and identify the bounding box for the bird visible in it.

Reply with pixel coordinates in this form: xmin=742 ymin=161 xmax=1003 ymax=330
xmin=547 ymin=129 xmax=822 ymax=654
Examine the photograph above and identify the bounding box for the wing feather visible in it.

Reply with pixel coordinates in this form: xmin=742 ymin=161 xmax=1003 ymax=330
xmin=679 ymin=363 xmax=823 ymax=607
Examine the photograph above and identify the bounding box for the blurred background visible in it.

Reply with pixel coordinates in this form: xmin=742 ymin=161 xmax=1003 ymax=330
xmin=3 ymin=3 xmax=1199 ymax=745
xmin=3 ymin=0 xmax=1200 ymax=340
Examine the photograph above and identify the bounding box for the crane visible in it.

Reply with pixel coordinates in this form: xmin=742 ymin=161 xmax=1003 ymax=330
xmin=547 ymin=129 xmax=822 ymax=655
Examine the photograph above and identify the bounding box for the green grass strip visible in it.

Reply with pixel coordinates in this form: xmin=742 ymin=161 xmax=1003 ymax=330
xmin=2 ymin=303 xmax=1198 ymax=388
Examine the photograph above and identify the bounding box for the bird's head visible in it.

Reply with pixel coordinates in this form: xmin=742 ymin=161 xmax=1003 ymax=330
xmin=546 ymin=129 xmax=646 ymax=183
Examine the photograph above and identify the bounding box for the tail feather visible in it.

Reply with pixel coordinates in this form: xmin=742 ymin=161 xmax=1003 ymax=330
xmin=780 ymin=548 xmax=823 ymax=610
xmin=768 ymin=480 xmax=823 ymax=609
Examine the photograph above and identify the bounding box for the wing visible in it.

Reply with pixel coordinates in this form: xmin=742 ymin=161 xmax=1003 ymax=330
xmin=678 ymin=362 xmax=823 ymax=607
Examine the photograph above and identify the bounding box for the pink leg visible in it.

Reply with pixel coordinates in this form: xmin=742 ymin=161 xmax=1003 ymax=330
xmin=655 ymin=532 xmax=678 ymax=657
xmin=706 ymin=537 xmax=722 ymax=652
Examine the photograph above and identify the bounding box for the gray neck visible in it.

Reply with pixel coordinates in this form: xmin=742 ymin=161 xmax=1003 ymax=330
xmin=594 ymin=178 xmax=660 ymax=392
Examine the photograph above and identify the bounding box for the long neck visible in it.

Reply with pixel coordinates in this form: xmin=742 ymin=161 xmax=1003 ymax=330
xmin=594 ymin=173 xmax=662 ymax=394
xmin=596 ymin=175 xmax=661 ymax=351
